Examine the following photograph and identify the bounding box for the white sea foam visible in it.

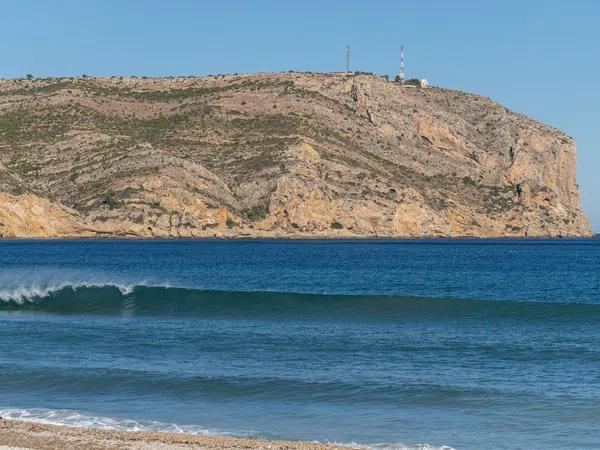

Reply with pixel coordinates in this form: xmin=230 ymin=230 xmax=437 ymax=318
xmin=0 ymin=268 xmax=170 ymax=304
xmin=0 ymin=407 xmax=244 ymax=437
xmin=352 ymin=444 xmax=456 ymax=450
xmin=0 ymin=281 xmax=135 ymax=304
xmin=0 ymin=407 xmax=455 ymax=450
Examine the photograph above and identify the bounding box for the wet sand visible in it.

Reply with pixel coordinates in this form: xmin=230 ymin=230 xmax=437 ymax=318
xmin=0 ymin=419 xmax=353 ymax=450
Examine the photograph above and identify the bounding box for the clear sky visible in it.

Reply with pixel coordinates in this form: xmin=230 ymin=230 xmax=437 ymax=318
xmin=1 ymin=0 xmax=598 ymax=230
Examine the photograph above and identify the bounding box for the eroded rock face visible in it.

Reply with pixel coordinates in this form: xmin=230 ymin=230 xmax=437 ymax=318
xmin=0 ymin=73 xmax=591 ymax=237
xmin=0 ymin=193 xmax=93 ymax=237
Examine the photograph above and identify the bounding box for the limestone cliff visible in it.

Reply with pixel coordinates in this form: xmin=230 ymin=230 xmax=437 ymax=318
xmin=0 ymin=73 xmax=590 ymax=238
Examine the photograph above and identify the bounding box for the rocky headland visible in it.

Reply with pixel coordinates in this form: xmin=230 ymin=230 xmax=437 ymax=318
xmin=0 ymin=72 xmax=590 ymax=238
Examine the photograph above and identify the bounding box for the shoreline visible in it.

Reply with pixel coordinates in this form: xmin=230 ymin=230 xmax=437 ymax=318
xmin=0 ymin=418 xmax=354 ymax=450
xmin=0 ymin=235 xmax=595 ymax=242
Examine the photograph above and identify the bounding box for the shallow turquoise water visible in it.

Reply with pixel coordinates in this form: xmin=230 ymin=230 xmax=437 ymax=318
xmin=0 ymin=239 xmax=599 ymax=449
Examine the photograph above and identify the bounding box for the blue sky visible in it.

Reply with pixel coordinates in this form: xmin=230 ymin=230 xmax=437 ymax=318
xmin=1 ymin=0 xmax=599 ymax=230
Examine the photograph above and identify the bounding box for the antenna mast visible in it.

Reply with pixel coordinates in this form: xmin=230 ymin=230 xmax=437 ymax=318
xmin=345 ymin=45 xmax=350 ymax=73
xmin=398 ymin=45 xmax=405 ymax=83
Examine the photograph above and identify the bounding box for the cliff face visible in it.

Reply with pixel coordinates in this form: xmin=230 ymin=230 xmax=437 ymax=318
xmin=0 ymin=73 xmax=590 ymax=238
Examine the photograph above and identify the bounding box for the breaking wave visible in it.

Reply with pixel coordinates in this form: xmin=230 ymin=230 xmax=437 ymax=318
xmin=0 ymin=281 xmax=137 ymax=304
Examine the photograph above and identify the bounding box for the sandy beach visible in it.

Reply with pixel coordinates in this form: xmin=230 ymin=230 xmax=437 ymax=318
xmin=0 ymin=419 xmax=354 ymax=450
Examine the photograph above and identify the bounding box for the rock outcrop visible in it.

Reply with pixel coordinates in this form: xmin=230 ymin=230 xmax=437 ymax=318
xmin=0 ymin=193 xmax=93 ymax=237
xmin=0 ymin=72 xmax=590 ymax=238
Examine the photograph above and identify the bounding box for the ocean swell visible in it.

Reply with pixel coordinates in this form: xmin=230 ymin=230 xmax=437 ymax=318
xmin=0 ymin=283 xmax=598 ymax=322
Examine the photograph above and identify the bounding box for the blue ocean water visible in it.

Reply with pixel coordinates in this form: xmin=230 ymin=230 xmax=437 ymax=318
xmin=0 ymin=239 xmax=599 ymax=449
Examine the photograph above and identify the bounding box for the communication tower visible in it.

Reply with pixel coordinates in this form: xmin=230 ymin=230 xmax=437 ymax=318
xmin=345 ymin=45 xmax=350 ymax=73
xmin=397 ymin=45 xmax=405 ymax=83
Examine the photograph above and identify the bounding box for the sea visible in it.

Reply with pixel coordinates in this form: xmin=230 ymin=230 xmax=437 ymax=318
xmin=0 ymin=239 xmax=598 ymax=450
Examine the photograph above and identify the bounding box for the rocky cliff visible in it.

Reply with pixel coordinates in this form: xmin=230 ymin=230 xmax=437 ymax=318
xmin=0 ymin=72 xmax=590 ymax=238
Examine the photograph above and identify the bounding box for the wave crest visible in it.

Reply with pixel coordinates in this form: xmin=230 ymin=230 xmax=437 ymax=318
xmin=0 ymin=268 xmax=167 ymax=304
xmin=0 ymin=282 xmax=138 ymax=304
